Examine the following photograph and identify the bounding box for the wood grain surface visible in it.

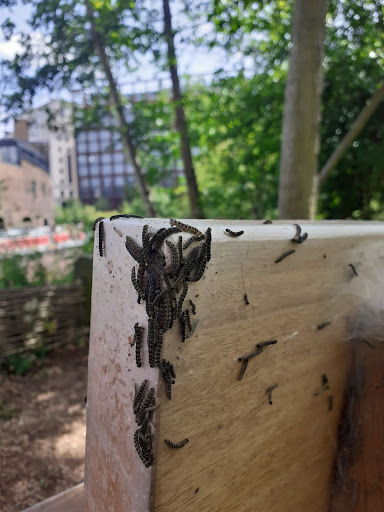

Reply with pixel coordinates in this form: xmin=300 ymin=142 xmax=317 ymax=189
xmin=85 ymin=220 xmax=384 ymax=512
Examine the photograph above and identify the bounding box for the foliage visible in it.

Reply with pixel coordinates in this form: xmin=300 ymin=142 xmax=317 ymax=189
xmin=0 ymin=254 xmax=46 ymax=288
xmin=2 ymin=353 xmax=36 ymax=376
xmin=186 ymin=73 xmax=283 ymax=219
xmin=318 ymin=0 xmax=384 ymax=219
xmin=1 ymin=0 xmax=384 ymax=219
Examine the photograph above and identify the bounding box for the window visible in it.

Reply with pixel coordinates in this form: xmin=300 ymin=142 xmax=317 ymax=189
xmin=90 ymin=177 xmax=100 ymax=187
xmin=102 ymin=163 xmax=113 ymax=175
xmin=77 ymin=132 xmax=87 ymax=143
xmin=0 ymin=145 xmax=19 ymax=165
xmin=89 ymin=165 xmax=99 ymax=176
xmin=101 ymin=153 xmax=112 ymax=164
xmin=80 ymin=178 xmax=89 ymax=187
xmin=79 ymin=187 xmax=89 ymax=198
xmin=114 ymin=176 xmax=125 ymax=187
xmin=113 ymin=152 xmax=124 ymax=164
xmin=103 ymin=177 xmax=112 ymax=187
xmin=89 ymin=141 xmax=99 ymax=152
xmin=67 ymin=153 xmax=73 ymax=182
xmin=87 ymin=131 xmax=98 ymax=142
xmin=60 ymin=168 xmax=64 ymax=174
xmin=41 ymin=183 xmax=46 ymax=196
xmin=126 ymin=175 xmax=135 ymax=187
xmin=78 ymin=165 xmax=88 ymax=176
xmin=114 ymin=163 xmax=125 ymax=173
xmin=31 ymin=180 xmax=37 ymax=199
xmin=77 ymin=141 xmax=87 ymax=153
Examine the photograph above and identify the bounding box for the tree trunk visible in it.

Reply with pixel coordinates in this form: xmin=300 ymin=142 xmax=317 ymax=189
xmin=278 ymin=0 xmax=328 ymax=219
xmin=317 ymin=82 xmax=384 ymax=187
xmin=162 ymin=0 xmax=203 ymax=219
xmin=84 ymin=0 xmax=156 ymax=217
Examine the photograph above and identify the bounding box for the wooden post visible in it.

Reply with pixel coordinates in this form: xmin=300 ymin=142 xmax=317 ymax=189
xmin=85 ymin=219 xmax=384 ymax=511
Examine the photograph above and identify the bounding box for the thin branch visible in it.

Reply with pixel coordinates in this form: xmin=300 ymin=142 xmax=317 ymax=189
xmin=318 ymin=82 xmax=384 ymax=186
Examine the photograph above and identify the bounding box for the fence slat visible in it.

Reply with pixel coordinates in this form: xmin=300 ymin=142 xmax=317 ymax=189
xmin=0 ymin=283 xmax=89 ymax=361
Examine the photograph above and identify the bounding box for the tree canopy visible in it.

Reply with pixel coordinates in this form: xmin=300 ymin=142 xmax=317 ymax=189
xmin=1 ymin=0 xmax=383 ymax=220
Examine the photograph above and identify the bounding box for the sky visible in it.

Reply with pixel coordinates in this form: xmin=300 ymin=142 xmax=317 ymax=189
xmin=0 ymin=1 xmax=240 ymax=137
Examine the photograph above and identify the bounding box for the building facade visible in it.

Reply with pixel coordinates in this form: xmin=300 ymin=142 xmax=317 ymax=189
xmin=0 ymin=140 xmax=54 ymax=229
xmin=76 ymin=128 xmax=136 ymax=207
xmin=16 ymin=100 xmax=78 ymax=206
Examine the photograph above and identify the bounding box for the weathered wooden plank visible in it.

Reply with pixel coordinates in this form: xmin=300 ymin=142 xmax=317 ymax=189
xmin=21 ymin=483 xmax=83 ymax=512
xmin=85 ymin=219 xmax=384 ymax=512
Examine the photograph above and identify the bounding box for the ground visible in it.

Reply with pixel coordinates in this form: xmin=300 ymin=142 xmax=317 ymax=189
xmin=0 ymin=344 xmax=88 ymax=512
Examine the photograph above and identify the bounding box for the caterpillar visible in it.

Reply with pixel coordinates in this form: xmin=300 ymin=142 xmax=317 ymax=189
xmin=177 ymin=282 xmax=188 ymax=317
xmin=189 ymin=243 xmax=207 ymax=282
xmin=291 ymin=223 xmax=308 ymax=243
xmin=164 ymin=438 xmax=189 ymax=449
xmin=92 ymin=216 xmax=105 ymax=231
xmin=136 ymin=388 xmax=155 ymax=425
xmin=113 ymin=226 xmax=123 ymax=237
xmin=263 ymin=219 xmax=272 ymax=224
xmin=189 ymin=299 xmax=196 ymax=315
xmin=185 ymin=309 xmax=192 ymax=331
xmin=317 ymin=321 xmax=331 ymax=330
xmin=133 ymin=380 xmax=148 ymax=415
xmin=151 ymin=227 xmax=182 ymax=250
xmin=238 ymin=359 xmax=249 ymax=380
xmin=142 ymin=224 xmax=151 ymax=261
xmin=110 ymin=214 xmax=143 ymax=220
xmin=165 ymin=240 xmax=179 ymax=275
xmin=267 ymin=384 xmax=278 ymax=405
xmin=186 ymin=319 xmax=199 ymax=338
xmin=180 ymin=311 xmax=187 ymax=342
xmin=205 ymin=227 xmax=212 ymax=262
xmin=166 ymin=380 xmax=173 ymax=400
xmin=131 ymin=267 xmax=145 ymax=300
xmin=275 ymin=249 xmax=295 ymax=263
xmin=225 ymin=228 xmax=244 ymax=237
xmin=147 ymin=317 xmax=156 ymax=368
xmin=177 ymin=235 xmax=183 ymax=267
xmin=183 ymin=234 xmax=205 ymax=250
xmin=166 ymin=361 xmax=176 ymax=379
xmin=134 ymin=323 xmax=143 ymax=367
xmin=256 ymin=339 xmax=278 ymax=348
xmin=98 ymin=221 xmax=105 ymax=257
xmin=154 ymin=331 xmax=163 ymax=368
xmin=349 ymin=263 xmax=358 ymax=277
xmin=170 ymin=218 xmax=203 ymax=237
xmin=244 ymin=293 xmax=249 ymax=305
xmin=125 ymin=236 xmax=144 ymax=263
xmin=238 ymin=347 xmax=264 ymax=361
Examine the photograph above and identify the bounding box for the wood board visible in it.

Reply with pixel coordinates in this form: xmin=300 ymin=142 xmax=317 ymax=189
xmin=85 ymin=219 xmax=384 ymax=511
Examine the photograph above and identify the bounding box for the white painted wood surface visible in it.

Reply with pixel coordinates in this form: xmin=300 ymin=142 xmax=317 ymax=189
xmin=85 ymin=219 xmax=384 ymax=512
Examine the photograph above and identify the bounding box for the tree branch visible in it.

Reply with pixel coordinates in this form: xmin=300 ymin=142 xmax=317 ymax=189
xmin=318 ymin=82 xmax=384 ymax=187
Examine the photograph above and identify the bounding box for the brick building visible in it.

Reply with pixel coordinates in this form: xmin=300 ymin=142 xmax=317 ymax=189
xmin=0 ymin=139 xmax=54 ymax=229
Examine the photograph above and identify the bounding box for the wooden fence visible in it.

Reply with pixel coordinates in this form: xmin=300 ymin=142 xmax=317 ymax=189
xmin=0 ymin=283 xmax=89 ymax=361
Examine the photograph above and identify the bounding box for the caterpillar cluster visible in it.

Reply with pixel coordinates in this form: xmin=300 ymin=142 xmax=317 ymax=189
xmin=133 ymin=380 xmax=156 ymax=467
